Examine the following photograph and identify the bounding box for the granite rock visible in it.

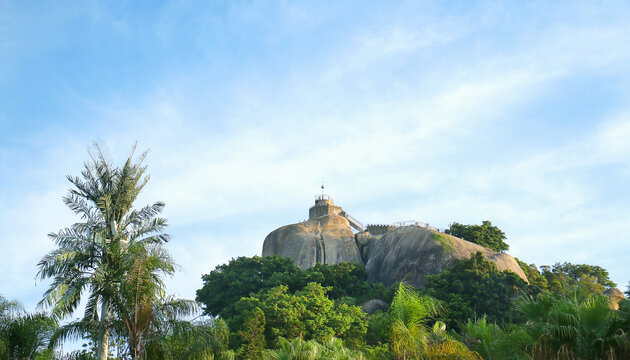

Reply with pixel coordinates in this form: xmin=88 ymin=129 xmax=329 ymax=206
xmin=361 ymin=226 xmax=528 ymax=288
xmin=604 ymin=288 xmax=626 ymax=310
xmin=262 ymin=214 xmax=363 ymax=269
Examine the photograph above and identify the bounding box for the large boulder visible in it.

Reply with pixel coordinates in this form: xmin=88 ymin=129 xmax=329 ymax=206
xmin=262 ymin=214 xmax=363 ymax=269
xmin=604 ymin=288 xmax=626 ymax=310
xmin=361 ymin=299 xmax=389 ymax=315
xmin=262 ymin=217 xmax=528 ymax=289
xmin=361 ymin=226 xmax=528 ymax=288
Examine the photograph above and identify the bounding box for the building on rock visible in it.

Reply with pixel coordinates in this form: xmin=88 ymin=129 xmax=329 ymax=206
xmin=262 ymin=190 xmax=528 ymax=288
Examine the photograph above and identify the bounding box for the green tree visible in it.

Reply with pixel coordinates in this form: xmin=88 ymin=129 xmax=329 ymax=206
xmin=264 ymin=337 xmax=321 ymax=360
xmin=0 ymin=295 xmax=57 ymax=360
xmin=238 ymin=307 xmax=266 ymax=360
xmin=318 ymin=337 xmax=366 ymax=360
xmin=425 ymin=340 xmax=481 ymax=360
xmin=264 ymin=337 xmax=365 ymax=360
xmin=424 ymin=252 xmax=527 ymax=330
xmin=445 ymin=221 xmax=509 ymax=252
xmin=108 ymin=243 xmax=208 ymax=360
xmin=517 ymin=289 xmax=630 ymax=359
xmin=37 ymin=144 xmax=170 ymax=360
xmin=514 ymin=258 xmax=548 ymax=293
xmin=423 ymin=321 xmax=482 ymax=359
xmin=388 ymin=283 xmax=442 ymax=360
xmin=305 ymin=263 xmax=390 ymax=305
xmin=143 ymin=318 xmax=231 ymax=360
xmin=232 ymin=283 xmax=367 ymax=350
xmin=196 ymin=256 xmax=305 ymax=319
xmin=365 ymin=310 xmax=390 ymax=347
xmin=458 ymin=317 xmax=531 ymax=360
xmin=196 ymin=256 xmax=389 ymax=320
xmin=540 ymin=262 xmax=616 ymax=295
xmin=0 ymin=295 xmax=21 ymax=358
xmin=46 ymin=147 xmax=220 ymax=360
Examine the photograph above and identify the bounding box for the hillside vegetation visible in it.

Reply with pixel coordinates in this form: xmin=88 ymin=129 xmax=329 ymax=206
xmin=4 ymin=144 xmax=628 ymax=360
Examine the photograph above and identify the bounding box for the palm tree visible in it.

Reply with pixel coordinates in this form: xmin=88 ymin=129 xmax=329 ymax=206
xmin=517 ymin=289 xmax=630 ymax=359
xmin=265 ymin=337 xmax=366 ymax=360
xmin=389 ymin=282 xmax=442 ymax=360
xmin=1 ymin=295 xmax=23 ymax=359
xmin=458 ymin=317 xmax=530 ymax=360
xmin=38 ymin=143 xmax=169 ymax=360
xmin=109 ymin=243 xmax=222 ymax=360
xmin=142 ymin=317 xmax=232 ymax=360
xmin=319 ymin=337 xmax=365 ymax=360
xmin=0 ymin=295 xmax=57 ymax=360
xmin=265 ymin=337 xmax=322 ymax=360
xmin=424 ymin=340 xmax=481 ymax=360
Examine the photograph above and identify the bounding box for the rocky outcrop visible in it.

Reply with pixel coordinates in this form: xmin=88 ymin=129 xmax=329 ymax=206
xmin=262 ymin=214 xmax=364 ymax=269
xmin=360 ymin=226 xmax=528 ymax=288
xmin=361 ymin=299 xmax=389 ymax=315
xmin=604 ymin=288 xmax=626 ymax=310
xmin=262 ymin=216 xmax=528 ymax=289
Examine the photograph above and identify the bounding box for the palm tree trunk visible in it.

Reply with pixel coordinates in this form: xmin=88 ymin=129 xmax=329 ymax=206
xmin=98 ymin=222 xmax=117 ymax=360
xmin=97 ymin=299 xmax=110 ymax=360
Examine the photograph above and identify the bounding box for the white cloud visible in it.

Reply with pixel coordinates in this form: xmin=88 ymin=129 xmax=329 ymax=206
xmin=4 ymin=0 xmax=630 ymax=318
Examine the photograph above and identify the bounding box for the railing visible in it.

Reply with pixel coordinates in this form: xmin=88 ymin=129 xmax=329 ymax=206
xmin=342 ymin=212 xmax=365 ymax=232
xmin=315 ymin=194 xmax=332 ymax=201
xmin=367 ymin=220 xmax=444 ymax=233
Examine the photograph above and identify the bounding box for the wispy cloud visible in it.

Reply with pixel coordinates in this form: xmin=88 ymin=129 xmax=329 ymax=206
xmin=3 ymin=1 xmax=630 ymax=315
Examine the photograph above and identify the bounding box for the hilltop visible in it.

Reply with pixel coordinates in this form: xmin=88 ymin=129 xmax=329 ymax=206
xmin=262 ymin=194 xmax=527 ymax=288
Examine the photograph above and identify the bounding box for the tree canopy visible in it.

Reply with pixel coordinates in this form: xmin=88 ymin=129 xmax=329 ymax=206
xmin=196 ymin=256 xmax=390 ymax=320
xmin=517 ymin=290 xmax=630 ymax=359
xmin=0 ymin=295 xmax=57 ymax=360
xmin=445 ymin=221 xmax=509 ymax=252
xmin=38 ymin=144 xmax=166 ymax=360
xmin=231 ymin=283 xmax=367 ymax=350
xmin=540 ymin=262 xmax=616 ymax=294
xmin=37 ymin=144 xmax=221 ymax=360
xmin=424 ymin=252 xmax=528 ymax=329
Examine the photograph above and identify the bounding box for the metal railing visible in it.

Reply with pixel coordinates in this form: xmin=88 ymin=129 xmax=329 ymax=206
xmin=367 ymin=220 xmax=445 ymax=233
xmin=315 ymin=194 xmax=331 ymax=201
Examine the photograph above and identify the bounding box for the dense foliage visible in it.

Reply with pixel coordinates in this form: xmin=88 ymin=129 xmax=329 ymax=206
xmin=445 ymin=221 xmax=509 ymax=252
xmin=515 ymin=258 xmax=549 ymax=294
xmin=459 ymin=317 xmax=531 ymax=360
xmin=0 ymin=295 xmax=57 ymax=360
xmin=35 ymin=144 xmax=223 ymax=360
xmin=388 ymin=283 xmax=442 ymax=359
xmin=192 ymin=249 xmax=628 ymax=359
xmin=517 ymin=290 xmax=630 ymax=359
xmin=196 ymin=255 xmax=390 ymax=320
xmin=265 ymin=337 xmax=365 ymax=360
xmin=540 ymin=262 xmax=616 ymax=293
xmin=231 ymin=282 xmax=367 ymax=350
xmin=6 ymin=146 xmax=625 ymax=360
xmin=516 ymin=258 xmax=616 ymax=297
xmin=196 ymin=256 xmax=304 ymax=319
xmin=424 ymin=252 xmax=528 ymax=329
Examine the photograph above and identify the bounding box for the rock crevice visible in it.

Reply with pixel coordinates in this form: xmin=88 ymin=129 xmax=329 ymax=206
xmin=262 ymin=214 xmax=364 ymax=269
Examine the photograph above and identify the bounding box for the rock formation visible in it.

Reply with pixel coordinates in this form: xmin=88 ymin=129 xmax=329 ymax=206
xmin=262 ymin=195 xmax=529 ymax=288
xmin=262 ymin=214 xmax=363 ymax=269
xmin=359 ymin=226 xmax=527 ymax=287
xmin=361 ymin=299 xmax=389 ymax=315
xmin=604 ymin=288 xmax=626 ymax=310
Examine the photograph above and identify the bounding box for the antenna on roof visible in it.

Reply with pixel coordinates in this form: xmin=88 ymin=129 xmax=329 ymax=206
xmin=321 ymin=183 xmax=325 ymax=195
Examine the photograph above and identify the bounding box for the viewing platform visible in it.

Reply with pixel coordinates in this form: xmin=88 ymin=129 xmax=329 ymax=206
xmin=308 ymin=191 xmax=365 ymax=232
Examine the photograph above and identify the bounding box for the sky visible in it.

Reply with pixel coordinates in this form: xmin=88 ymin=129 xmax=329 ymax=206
xmin=1 ymin=0 xmax=630 ymax=318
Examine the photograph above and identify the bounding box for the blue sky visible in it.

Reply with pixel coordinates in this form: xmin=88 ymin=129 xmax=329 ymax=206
xmin=2 ymin=0 xmax=630 ymax=318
